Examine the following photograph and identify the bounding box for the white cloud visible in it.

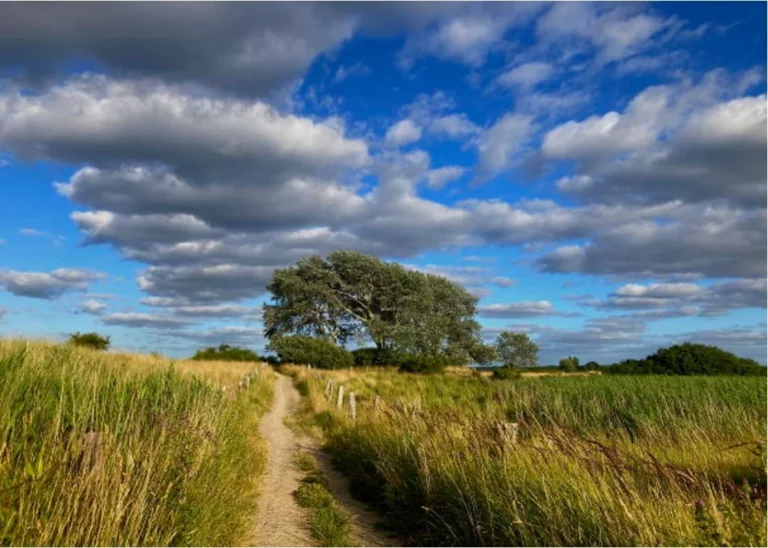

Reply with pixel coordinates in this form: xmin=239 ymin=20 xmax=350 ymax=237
xmin=426 ymin=166 xmax=465 ymax=189
xmin=475 ymin=113 xmax=534 ymax=180
xmin=79 ymin=299 xmax=108 ymax=315
xmin=478 ymin=300 xmax=577 ymax=318
xmin=0 ymin=268 xmax=105 ymax=299
xmin=102 ymin=312 xmax=193 ymax=329
xmin=497 ymin=62 xmax=553 ymax=88
xmin=384 ymin=119 xmax=422 ymax=147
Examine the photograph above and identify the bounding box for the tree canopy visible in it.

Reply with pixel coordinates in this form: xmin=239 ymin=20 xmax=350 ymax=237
xmin=495 ymin=331 xmax=539 ymax=368
xmin=606 ymin=343 xmax=765 ymax=376
xmin=190 ymin=344 xmax=260 ymax=362
xmin=68 ymin=332 xmax=111 ymax=351
xmin=264 ymin=250 xmax=485 ymax=363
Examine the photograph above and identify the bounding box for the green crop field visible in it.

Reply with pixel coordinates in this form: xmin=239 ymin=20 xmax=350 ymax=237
xmin=286 ymin=365 xmax=767 ymax=546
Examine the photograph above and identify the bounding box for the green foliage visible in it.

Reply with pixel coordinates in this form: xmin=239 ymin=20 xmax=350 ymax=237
xmin=352 ymin=346 xmax=402 ymax=366
xmin=559 ymin=355 xmax=579 ymax=372
xmin=468 ymin=342 xmax=498 ymax=366
xmin=67 ymin=331 xmax=111 ymax=350
xmin=264 ymin=250 xmax=483 ymax=360
xmin=584 ymin=360 xmax=600 ymax=371
xmin=398 ymin=354 xmax=450 ymax=374
xmin=190 ymin=343 xmax=260 ymax=362
xmin=495 ymin=331 xmax=539 ymax=368
xmin=492 ymin=364 xmax=521 ymax=380
xmin=269 ymin=335 xmax=353 ymax=369
xmin=607 ymin=343 xmax=766 ymax=375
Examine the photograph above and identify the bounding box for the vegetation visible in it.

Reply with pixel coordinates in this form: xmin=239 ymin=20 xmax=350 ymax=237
xmin=351 ymin=346 xmax=402 ymax=367
xmin=190 ymin=343 xmax=260 ymax=362
xmin=559 ymin=355 xmax=579 ymax=372
xmin=398 ymin=354 xmax=450 ymax=374
xmin=495 ymin=331 xmax=539 ymax=368
xmin=288 ymin=365 xmax=766 ymax=547
xmin=294 ymin=451 xmax=351 ymax=547
xmin=0 ymin=340 xmax=273 ymax=546
xmin=607 ymin=343 xmax=766 ymax=376
xmin=492 ymin=364 xmax=521 ymax=380
xmin=67 ymin=331 xmax=111 ymax=350
xmin=269 ymin=335 xmax=354 ymax=369
xmin=264 ymin=250 xmax=486 ymax=363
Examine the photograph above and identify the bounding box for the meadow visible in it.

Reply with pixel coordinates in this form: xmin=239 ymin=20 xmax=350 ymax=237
xmin=0 ymin=340 xmax=273 ymax=546
xmin=286 ymin=366 xmax=767 ymax=546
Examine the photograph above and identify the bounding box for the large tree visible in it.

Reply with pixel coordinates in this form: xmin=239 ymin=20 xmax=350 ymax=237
xmin=264 ymin=250 xmax=485 ymax=362
xmin=495 ymin=331 xmax=539 ymax=368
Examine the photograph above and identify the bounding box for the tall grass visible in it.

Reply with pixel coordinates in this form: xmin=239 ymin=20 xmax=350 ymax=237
xmin=288 ymin=366 xmax=767 ymax=546
xmin=0 ymin=340 xmax=273 ymax=546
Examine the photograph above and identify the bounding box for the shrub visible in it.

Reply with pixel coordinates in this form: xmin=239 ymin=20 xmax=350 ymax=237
xmin=606 ymin=343 xmax=766 ymax=376
xmin=559 ymin=355 xmax=579 ymax=372
xmin=584 ymin=360 xmax=600 ymax=371
xmin=269 ymin=336 xmax=353 ymax=370
xmin=492 ymin=365 xmax=521 ymax=380
xmin=190 ymin=344 xmax=260 ymax=362
xmin=351 ymin=347 xmax=403 ymax=367
xmin=67 ymin=332 xmax=111 ymax=351
xmin=398 ymin=355 xmax=449 ymax=374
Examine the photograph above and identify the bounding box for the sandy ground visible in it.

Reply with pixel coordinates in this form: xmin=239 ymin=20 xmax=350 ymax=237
xmin=253 ymin=373 xmax=395 ymax=547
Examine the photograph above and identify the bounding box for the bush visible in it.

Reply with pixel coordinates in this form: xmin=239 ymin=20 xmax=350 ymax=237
xmin=559 ymin=355 xmax=579 ymax=372
xmin=584 ymin=361 xmax=600 ymax=371
xmin=492 ymin=365 xmax=521 ymax=380
xmin=351 ymin=347 xmax=403 ymax=367
xmin=606 ymin=343 xmax=766 ymax=376
xmin=190 ymin=344 xmax=260 ymax=362
xmin=67 ymin=332 xmax=111 ymax=351
xmin=398 ymin=355 xmax=450 ymax=374
xmin=269 ymin=335 xmax=353 ymax=370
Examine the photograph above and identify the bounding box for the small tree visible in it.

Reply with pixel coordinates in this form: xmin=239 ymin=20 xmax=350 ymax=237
xmin=584 ymin=360 xmax=600 ymax=371
xmin=190 ymin=344 xmax=260 ymax=362
xmin=559 ymin=355 xmax=579 ymax=372
xmin=495 ymin=332 xmax=539 ymax=368
xmin=68 ymin=332 xmax=111 ymax=351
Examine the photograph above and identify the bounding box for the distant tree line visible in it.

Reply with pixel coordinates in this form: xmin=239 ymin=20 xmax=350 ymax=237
xmin=605 ymin=343 xmax=765 ymax=376
xmin=190 ymin=344 xmax=260 ymax=362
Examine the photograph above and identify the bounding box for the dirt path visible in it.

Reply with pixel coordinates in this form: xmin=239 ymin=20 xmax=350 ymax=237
xmin=253 ymin=373 xmax=395 ymax=547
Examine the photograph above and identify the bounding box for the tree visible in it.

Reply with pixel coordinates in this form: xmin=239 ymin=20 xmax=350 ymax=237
xmin=584 ymin=360 xmax=600 ymax=371
xmin=264 ymin=250 xmax=484 ymax=362
xmin=68 ymin=332 xmax=111 ymax=351
xmin=559 ymin=355 xmax=579 ymax=372
xmin=495 ymin=332 xmax=539 ymax=368
xmin=606 ymin=343 xmax=766 ymax=376
xmin=190 ymin=344 xmax=260 ymax=362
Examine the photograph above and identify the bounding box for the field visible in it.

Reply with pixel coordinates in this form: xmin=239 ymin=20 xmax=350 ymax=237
xmin=0 ymin=340 xmax=273 ymax=546
xmin=286 ymin=365 xmax=767 ymax=546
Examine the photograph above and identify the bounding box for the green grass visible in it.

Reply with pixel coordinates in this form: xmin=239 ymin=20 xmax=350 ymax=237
xmin=293 ymin=450 xmax=352 ymax=547
xmin=0 ymin=340 xmax=273 ymax=546
xmin=287 ymin=366 xmax=767 ymax=546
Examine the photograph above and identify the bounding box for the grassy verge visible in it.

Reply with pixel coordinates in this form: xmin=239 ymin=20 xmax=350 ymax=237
xmin=0 ymin=339 xmax=273 ymax=546
xmin=294 ymin=450 xmax=351 ymax=547
xmin=285 ymin=365 xmax=767 ymax=546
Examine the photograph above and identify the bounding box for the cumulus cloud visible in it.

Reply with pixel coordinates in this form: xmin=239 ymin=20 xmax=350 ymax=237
xmin=590 ymin=279 xmax=766 ymax=317
xmin=384 ymin=119 xmax=422 ymax=147
xmin=475 ymin=113 xmax=534 ymax=180
xmin=426 ymin=166 xmax=465 ymax=189
xmin=0 ymin=268 xmax=105 ymax=299
xmin=161 ymin=326 xmax=265 ymax=348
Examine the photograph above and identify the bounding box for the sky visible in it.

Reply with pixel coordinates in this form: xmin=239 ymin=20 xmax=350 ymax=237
xmin=0 ymin=2 xmax=765 ymax=364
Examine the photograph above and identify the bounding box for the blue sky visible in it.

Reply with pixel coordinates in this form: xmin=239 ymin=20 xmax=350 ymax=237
xmin=0 ymin=2 xmax=765 ymax=363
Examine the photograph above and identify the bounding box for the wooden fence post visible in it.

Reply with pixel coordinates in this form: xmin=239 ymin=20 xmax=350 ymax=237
xmin=373 ymin=395 xmax=381 ymax=416
xmin=325 ymin=379 xmax=333 ymax=401
xmin=336 ymin=385 xmax=345 ymax=410
xmin=349 ymin=392 xmax=357 ymax=420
